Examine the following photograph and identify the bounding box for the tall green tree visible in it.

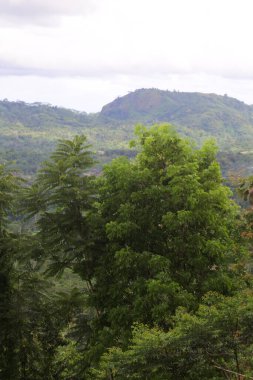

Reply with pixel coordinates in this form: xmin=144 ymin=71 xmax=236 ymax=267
xmin=18 ymin=128 xmax=248 ymax=378
xmin=19 ymin=135 xmax=99 ymax=377
xmin=21 ymin=135 xmax=96 ymax=278
xmin=89 ymin=124 xmax=246 ymax=357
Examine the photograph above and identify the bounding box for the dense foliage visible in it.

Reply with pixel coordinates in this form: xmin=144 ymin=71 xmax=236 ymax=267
xmin=1 ymin=124 xmax=253 ymax=379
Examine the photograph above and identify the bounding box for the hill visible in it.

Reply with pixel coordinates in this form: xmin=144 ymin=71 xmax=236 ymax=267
xmin=100 ymin=88 xmax=253 ymax=150
xmin=0 ymin=100 xmax=133 ymax=174
xmin=1 ymin=89 xmax=253 ymax=176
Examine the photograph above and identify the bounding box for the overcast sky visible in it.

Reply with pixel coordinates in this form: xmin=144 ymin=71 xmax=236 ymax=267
xmin=0 ymin=0 xmax=253 ymax=112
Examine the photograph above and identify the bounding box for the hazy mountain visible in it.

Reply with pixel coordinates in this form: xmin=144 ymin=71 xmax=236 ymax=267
xmin=1 ymin=89 xmax=253 ymax=175
xmin=100 ymin=88 xmax=253 ymax=150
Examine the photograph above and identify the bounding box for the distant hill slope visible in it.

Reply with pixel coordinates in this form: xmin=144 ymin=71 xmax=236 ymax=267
xmin=1 ymin=89 xmax=253 ymax=175
xmin=0 ymin=100 xmax=134 ymax=174
xmin=100 ymin=88 xmax=253 ymax=150
xmin=0 ymin=100 xmax=90 ymax=128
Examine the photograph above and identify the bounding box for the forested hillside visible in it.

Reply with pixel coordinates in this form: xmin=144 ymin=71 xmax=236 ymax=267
xmin=0 ymin=100 xmax=133 ymax=174
xmin=1 ymin=126 xmax=253 ymax=379
xmin=100 ymin=88 xmax=253 ymax=149
xmin=1 ymin=89 xmax=253 ymax=175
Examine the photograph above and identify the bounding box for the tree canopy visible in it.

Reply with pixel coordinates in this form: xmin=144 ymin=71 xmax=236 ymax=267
xmin=1 ymin=125 xmax=253 ymax=379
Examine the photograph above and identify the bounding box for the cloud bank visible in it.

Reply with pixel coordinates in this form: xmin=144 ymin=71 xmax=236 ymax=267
xmin=0 ymin=0 xmax=253 ymax=110
xmin=0 ymin=0 xmax=96 ymax=25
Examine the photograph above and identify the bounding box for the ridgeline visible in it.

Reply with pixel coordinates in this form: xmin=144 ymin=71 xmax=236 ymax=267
xmin=1 ymin=89 xmax=253 ymax=175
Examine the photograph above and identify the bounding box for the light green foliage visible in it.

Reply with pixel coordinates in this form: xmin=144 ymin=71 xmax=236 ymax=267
xmin=88 ymin=124 xmax=246 ymax=367
xmin=94 ymin=291 xmax=253 ymax=379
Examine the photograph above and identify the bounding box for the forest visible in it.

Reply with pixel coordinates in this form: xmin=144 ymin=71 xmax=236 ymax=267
xmin=1 ymin=90 xmax=253 ymax=178
xmin=1 ymin=123 xmax=253 ymax=379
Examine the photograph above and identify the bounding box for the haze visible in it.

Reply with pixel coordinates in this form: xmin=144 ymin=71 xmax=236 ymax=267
xmin=0 ymin=0 xmax=253 ymax=112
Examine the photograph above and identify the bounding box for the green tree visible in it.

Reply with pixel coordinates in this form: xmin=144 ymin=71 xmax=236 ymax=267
xmin=21 ymin=135 xmax=96 ymax=278
xmin=94 ymin=291 xmax=253 ymax=379
xmin=0 ymin=164 xmax=23 ymax=379
xmin=88 ymin=124 xmax=246 ymax=360
xmin=19 ymin=135 xmax=99 ymax=377
xmin=17 ymin=128 xmax=247 ymax=378
xmin=0 ymin=135 xmax=97 ymax=380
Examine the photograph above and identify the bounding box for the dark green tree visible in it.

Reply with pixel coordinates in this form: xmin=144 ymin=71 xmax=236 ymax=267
xmin=19 ymin=135 xmax=99 ymax=377
xmin=21 ymin=135 xmax=96 ymax=277
xmin=0 ymin=164 xmax=23 ymax=379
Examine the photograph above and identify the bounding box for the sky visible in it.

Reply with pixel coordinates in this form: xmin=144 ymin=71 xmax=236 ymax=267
xmin=1 ymin=0 xmax=253 ymax=112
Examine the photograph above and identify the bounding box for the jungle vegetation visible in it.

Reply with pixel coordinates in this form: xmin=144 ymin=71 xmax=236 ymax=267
xmin=1 ymin=124 xmax=253 ymax=379
xmin=1 ymin=89 xmax=253 ymax=177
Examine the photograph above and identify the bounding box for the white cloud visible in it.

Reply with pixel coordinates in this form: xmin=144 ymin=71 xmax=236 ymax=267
xmin=0 ymin=0 xmax=253 ymax=109
xmin=0 ymin=0 xmax=97 ymax=26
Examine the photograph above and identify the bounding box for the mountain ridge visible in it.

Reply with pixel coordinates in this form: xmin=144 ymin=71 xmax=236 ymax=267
xmin=99 ymin=89 xmax=253 ymax=150
xmin=100 ymin=88 xmax=253 ymax=121
xmin=1 ymin=88 xmax=253 ymax=174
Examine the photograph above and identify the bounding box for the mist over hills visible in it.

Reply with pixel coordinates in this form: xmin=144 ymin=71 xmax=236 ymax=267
xmin=1 ymin=88 xmax=253 ymax=175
